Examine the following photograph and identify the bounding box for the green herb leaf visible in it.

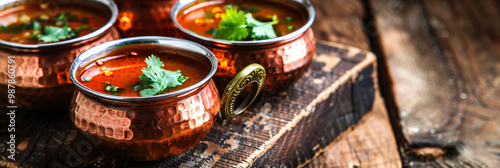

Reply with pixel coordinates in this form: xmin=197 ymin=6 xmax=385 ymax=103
xmin=0 ymin=23 xmax=32 ymax=34
xmin=37 ymin=25 xmax=76 ymax=43
xmin=53 ymin=12 xmax=78 ymax=22
xmin=80 ymin=17 xmax=89 ymax=24
xmin=82 ymin=77 xmax=92 ymax=82
xmin=134 ymin=55 xmax=189 ymax=97
xmin=74 ymin=24 xmax=91 ymax=35
xmin=33 ymin=21 xmax=42 ymax=30
xmin=104 ymin=82 xmax=120 ymax=95
xmin=206 ymin=28 xmax=218 ymax=36
xmin=214 ymin=8 xmax=248 ymax=40
xmin=245 ymin=13 xmax=279 ymax=39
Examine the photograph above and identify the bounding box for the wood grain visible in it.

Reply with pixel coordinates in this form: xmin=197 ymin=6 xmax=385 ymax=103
xmin=309 ymin=0 xmax=404 ymax=167
xmin=311 ymin=0 xmax=370 ymax=50
xmin=368 ymin=0 xmax=500 ymax=166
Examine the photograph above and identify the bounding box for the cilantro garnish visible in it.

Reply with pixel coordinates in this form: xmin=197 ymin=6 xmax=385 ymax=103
xmin=206 ymin=28 xmax=218 ymax=36
xmin=0 ymin=23 xmax=33 ymax=34
xmin=214 ymin=8 xmax=248 ymax=41
xmin=82 ymin=77 xmax=92 ymax=82
xmin=33 ymin=21 xmax=42 ymax=30
xmin=104 ymin=82 xmax=120 ymax=95
xmin=133 ymin=55 xmax=189 ymax=97
xmin=36 ymin=25 xmax=76 ymax=43
xmin=212 ymin=8 xmax=280 ymax=41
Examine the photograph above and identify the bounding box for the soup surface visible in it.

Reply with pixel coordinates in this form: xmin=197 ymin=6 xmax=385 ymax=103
xmin=0 ymin=2 xmax=108 ymax=44
xmin=177 ymin=0 xmax=306 ymax=41
xmin=78 ymin=47 xmax=210 ymax=97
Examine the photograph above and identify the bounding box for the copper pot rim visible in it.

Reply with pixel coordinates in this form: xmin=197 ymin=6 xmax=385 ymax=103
xmin=69 ymin=36 xmax=218 ymax=103
xmin=171 ymin=0 xmax=315 ymax=47
xmin=0 ymin=0 xmax=118 ymax=52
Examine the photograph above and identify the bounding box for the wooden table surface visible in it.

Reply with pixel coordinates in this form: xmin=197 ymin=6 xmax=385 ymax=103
xmin=309 ymin=0 xmax=500 ymax=167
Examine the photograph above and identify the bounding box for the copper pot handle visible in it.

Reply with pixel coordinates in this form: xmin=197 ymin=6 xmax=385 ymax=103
xmin=218 ymin=63 xmax=266 ymax=125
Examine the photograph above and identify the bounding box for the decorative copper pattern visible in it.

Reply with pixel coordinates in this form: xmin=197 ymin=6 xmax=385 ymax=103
xmin=179 ymin=28 xmax=316 ymax=95
xmin=114 ymin=0 xmax=178 ymax=37
xmin=70 ymin=80 xmax=220 ymax=161
xmin=0 ymin=28 xmax=120 ymax=109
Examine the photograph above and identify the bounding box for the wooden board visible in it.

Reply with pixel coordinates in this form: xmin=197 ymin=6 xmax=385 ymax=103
xmin=368 ymin=0 xmax=500 ymax=166
xmin=0 ymin=41 xmax=393 ymax=167
xmin=308 ymin=0 xmax=403 ymax=167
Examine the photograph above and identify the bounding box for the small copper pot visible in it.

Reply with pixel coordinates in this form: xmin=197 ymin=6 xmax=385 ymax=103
xmin=69 ymin=37 xmax=265 ymax=161
xmin=0 ymin=0 xmax=120 ymax=110
xmin=172 ymin=0 xmax=316 ymax=95
xmin=114 ymin=0 xmax=178 ymax=37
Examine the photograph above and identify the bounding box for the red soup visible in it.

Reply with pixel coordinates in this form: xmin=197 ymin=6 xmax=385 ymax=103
xmin=78 ymin=46 xmax=210 ymax=97
xmin=0 ymin=2 xmax=108 ymax=44
xmin=177 ymin=0 xmax=306 ymax=41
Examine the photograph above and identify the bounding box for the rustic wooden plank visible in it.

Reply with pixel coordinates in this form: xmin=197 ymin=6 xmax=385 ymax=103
xmin=0 ymin=41 xmax=389 ymax=167
xmin=309 ymin=0 xmax=404 ymax=167
xmin=368 ymin=0 xmax=500 ymax=166
xmin=305 ymin=93 xmax=401 ymax=168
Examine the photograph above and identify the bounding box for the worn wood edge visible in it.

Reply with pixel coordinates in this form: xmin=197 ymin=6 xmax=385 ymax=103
xmin=298 ymin=105 xmax=376 ymax=168
xmin=238 ymin=41 xmax=377 ymax=167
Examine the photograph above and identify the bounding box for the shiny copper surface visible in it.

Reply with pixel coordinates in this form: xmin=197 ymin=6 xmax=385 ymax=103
xmin=0 ymin=29 xmax=120 ymax=110
xmin=115 ymin=0 xmax=178 ymax=37
xmin=178 ymin=29 xmax=316 ymax=95
xmin=70 ymin=80 xmax=220 ymax=161
xmin=172 ymin=0 xmax=316 ymax=95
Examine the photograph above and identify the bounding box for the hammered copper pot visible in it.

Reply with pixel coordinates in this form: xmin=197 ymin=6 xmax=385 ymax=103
xmin=172 ymin=0 xmax=316 ymax=95
xmin=0 ymin=0 xmax=120 ymax=110
xmin=114 ymin=0 xmax=178 ymax=37
xmin=69 ymin=37 xmax=265 ymax=161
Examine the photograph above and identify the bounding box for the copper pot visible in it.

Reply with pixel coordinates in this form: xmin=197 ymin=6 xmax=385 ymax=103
xmin=69 ymin=37 xmax=265 ymax=161
xmin=172 ymin=0 xmax=316 ymax=95
xmin=114 ymin=0 xmax=178 ymax=37
xmin=0 ymin=0 xmax=120 ymax=110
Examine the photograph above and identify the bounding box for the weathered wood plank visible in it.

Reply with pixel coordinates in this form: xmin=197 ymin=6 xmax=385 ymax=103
xmin=311 ymin=0 xmax=370 ymax=50
xmin=309 ymin=0 xmax=403 ymax=167
xmin=368 ymin=0 xmax=500 ymax=166
xmin=0 ymin=41 xmax=387 ymax=167
xmin=305 ymin=93 xmax=401 ymax=168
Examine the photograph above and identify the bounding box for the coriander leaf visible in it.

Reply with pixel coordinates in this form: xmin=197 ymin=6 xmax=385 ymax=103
xmin=82 ymin=77 xmax=92 ymax=82
xmin=104 ymin=82 xmax=120 ymax=95
xmin=139 ymin=88 xmax=157 ymax=97
xmin=145 ymin=55 xmax=164 ymax=67
xmin=214 ymin=8 xmax=248 ymax=40
xmin=252 ymin=34 xmax=270 ymax=40
xmin=0 ymin=23 xmax=32 ymax=33
xmin=74 ymin=24 xmax=90 ymax=35
xmin=206 ymin=28 xmax=218 ymax=36
xmin=53 ymin=13 xmax=68 ymax=22
xmin=245 ymin=13 xmax=279 ymax=39
xmin=37 ymin=25 xmax=76 ymax=43
xmin=80 ymin=17 xmax=89 ymax=24
xmin=134 ymin=55 xmax=189 ymax=97
xmin=33 ymin=21 xmax=42 ymax=30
